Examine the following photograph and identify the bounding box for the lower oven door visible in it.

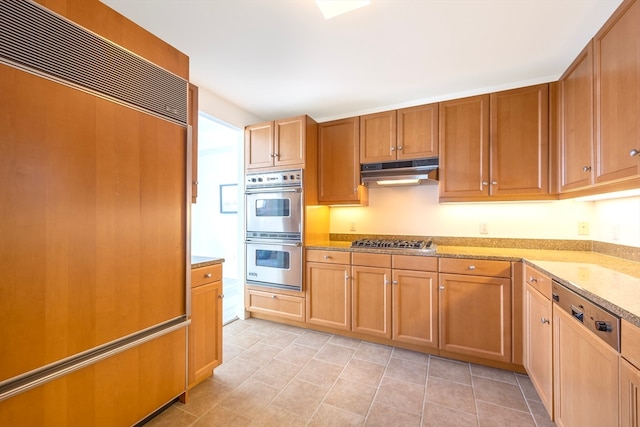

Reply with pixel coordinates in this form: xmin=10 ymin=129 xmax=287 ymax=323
xmin=245 ymin=240 xmax=303 ymax=292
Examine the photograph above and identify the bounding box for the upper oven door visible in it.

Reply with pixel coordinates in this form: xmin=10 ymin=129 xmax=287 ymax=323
xmin=246 ymin=188 xmax=302 ymax=237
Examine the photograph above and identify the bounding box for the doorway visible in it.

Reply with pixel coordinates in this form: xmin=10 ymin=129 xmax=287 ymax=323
xmin=191 ymin=113 xmax=243 ymax=324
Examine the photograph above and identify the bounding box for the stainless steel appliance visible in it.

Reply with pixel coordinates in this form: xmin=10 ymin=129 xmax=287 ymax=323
xmin=351 ymin=238 xmax=436 ymax=252
xmin=361 ymin=158 xmax=438 ymax=187
xmin=245 ymin=169 xmax=304 ymax=291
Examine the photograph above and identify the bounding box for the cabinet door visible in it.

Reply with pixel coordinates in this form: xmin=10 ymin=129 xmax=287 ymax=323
xmin=351 ymin=265 xmax=391 ymax=339
xmin=245 ymin=121 xmax=274 ymax=170
xmin=397 ymin=103 xmax=439 ymax=160
xmin=189 ymin=280 xmax=222 ymax=388
xmin=392 ymin=269 xmax=438 ymax=349
xmin=439 ymin=95 xmax=490 ymax=199
xmin=360 ymin=110 xmax=397 ymax=163
xmin=559 ymin=43 xmax=595 ymax=192
xmin=594 ymin=0 xmax=640 ymax=184
xmin=306 ymin=262 xmax=351 ymax=330
xmin=439 ymin=273 xmax=512 ymax=363
xmin=275 ymin=116 xmax=305 ymax=168
xmin=318 ymin=117 xmax=366 ymax=204
xmin=490 ymin=84 xmax=549 ymax=197
xmin=620 ymin=358 xmax=640 ymax=427
xmin=523 ymin=284 xmax=553 ymax=419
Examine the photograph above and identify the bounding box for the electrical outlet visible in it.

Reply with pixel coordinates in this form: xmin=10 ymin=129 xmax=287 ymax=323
xmin=578 ymin=222 xmax=590 ymax=235
xmin=479 ymin=222 xmax=488 ymax=234
xmin=350 ymin=222 xmax=356 ymax=232
xmin=612 ymin=224 xmax=620 ymax=241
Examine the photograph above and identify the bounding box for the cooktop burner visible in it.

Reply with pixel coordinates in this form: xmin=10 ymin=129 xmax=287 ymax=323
xmin=351 ymin=238 xmax=436 ymax=252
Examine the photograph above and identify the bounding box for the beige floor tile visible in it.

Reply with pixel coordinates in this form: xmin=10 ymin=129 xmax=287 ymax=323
xmin=236 ymin=342 xmax=282 ymax=366
xmin=392 ymin=347 xmax=430 ymax=365
xmin=294 ymin=330 xmax=331 ymax=349
xmin=470 ymin=363 xmax=518 ymax=384
xmin=328 ymin=334 xmax=362 ymax=349
xmin=515 ymin=374 xmax=541 ymax=402
xmin=422 ymin=402 xmax=479 ymax=427
xmin=472 ymin=377 xmax=529 ymax=412
xmin=178 ymin=378 xmax=235 ymax=417
xmin=223 ymin=343 xmax=246 ymax=362
xmin=219 ymin=378 xmax=280 ymax=419
xmin=270 ymin=378 xmax=329 ymax=420
xmin=428 ymin=357 xmax=472 ymax=385
xmin=242 ymin=318 xmax=282 ymax=335
xmin=314 ymin=343 xmax=356 ymax=366
xmin=323 ymin=378 xmax=377 ymax=416
xmin=247 ymin=404 xmax=307 ymax=427
xmin=192 ymin=405 xmax=253 ymax=427
xmin=340 ymin=358 xmax=386 ymax=387
xmin=353 ymin=342 xmax=393 ymax=365
xmin=365 ymin=402 xmax=422 ymax=427
xmin=476 ymin=401 xmax=536 ymax=427
xmin=212 ymin=357 xmax=262 ymax=389
xmin=259 ymin=329 xmax=299 ymax=349
xmin=425 ymin=376 xmax=476 ymax=414
xmin=308 ymin=403 xmax=365 ymax=427
xmin=295 ymin=359 xmax=344 ymax=388
xmin=384 ymin=357 xmax=428 ymax=385
xmin=223 ymin=320 xmax=252 ymax=337
xmin=374 ymin=376 xmax=426 ymax=415
xmin=274 ymin=323 xmax=306 ymax=335
xmin=143 ymin=405 xmax=198 ymax=427
xmin=526 ymin=400 xmax=556 ymax=427
xmin=275 ymin=343 xmax=319 ymax=366
xmin=251 ymin=358 xmax=301 ymax=389
xmin=226 ymin=329 xmax=266 ymax=349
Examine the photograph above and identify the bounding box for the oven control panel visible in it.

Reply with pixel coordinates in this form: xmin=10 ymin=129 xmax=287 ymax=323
xmin=246 ymin=169 xmax=303 ymax=188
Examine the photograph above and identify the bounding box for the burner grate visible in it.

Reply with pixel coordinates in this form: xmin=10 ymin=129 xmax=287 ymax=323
xmin=351 ymin=239 xmax=434 ymax=251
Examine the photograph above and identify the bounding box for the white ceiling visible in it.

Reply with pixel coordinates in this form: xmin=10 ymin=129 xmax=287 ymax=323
xmin=101 ymin=0 xmax=622 ymax=123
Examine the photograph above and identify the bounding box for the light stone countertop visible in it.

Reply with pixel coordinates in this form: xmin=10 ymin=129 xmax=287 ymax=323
xmin=306 ymin=242 xmax=640 ymax=327
xmin=191 ymin=255 xmax=224 ymax=269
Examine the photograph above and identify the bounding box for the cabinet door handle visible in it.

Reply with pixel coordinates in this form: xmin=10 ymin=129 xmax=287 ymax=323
xmin=439 ymin=285 xmax=445 ymax=290
xmin=392 ymin=280 xmax=398 ymax=285
xmin=482 ymin=181 xmax=488 ymax=186
xmin=345 ymin=274 xmax=350 ymax=280
xmin=390 ymin=146 xmax=396 ymax=152
xmin=630 ymin=148 xmax=639 ymax=157
xmin=529 ymin=276 xmax=537 ymax=283
xmin=468 ymin=265 xmax=476 ymax=270
xmin=491 ymin=181 xmax=498 ymax=185
xmin=397 ymin=145 xmax=403 ymax=151
xmin=219 ymin=294 xmax=225 ymax=299
xmin=205 ymin=273 xmax=212 ymax=278
xmin=583 ymin=166 xmax=592 ymax=172
xmin=540 ymin=317 xmax=550 ymax=324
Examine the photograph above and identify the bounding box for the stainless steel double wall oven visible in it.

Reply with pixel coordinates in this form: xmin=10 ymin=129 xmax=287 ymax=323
xmin=245 ymin=169 xmax=304 ymax=292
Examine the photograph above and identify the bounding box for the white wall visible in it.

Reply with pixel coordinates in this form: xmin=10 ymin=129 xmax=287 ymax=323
xmin=196 ymin=84 xmax=262 ymax=128
xmin=329 ymin=185 xmax=640 ymax=247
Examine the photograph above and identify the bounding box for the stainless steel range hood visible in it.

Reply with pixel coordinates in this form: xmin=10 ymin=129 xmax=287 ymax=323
xmin=361 ymin=158 xmax=438 ymax=187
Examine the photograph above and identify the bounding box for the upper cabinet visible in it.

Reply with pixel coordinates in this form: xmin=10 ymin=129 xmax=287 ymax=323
xmin=593 ymin=0 xmax=640 ymax=184
xmin=359 ymin=104 xmax=438 ymax=164
xmin=439 ymin=84 xmax=550 ymax=202
xmin=318 ymin=117 xmax=368 ymax=205
xmin=245 ymin=115 xmax=316 ymax=171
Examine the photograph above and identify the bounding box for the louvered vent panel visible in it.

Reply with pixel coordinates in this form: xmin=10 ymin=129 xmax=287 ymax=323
xmin=0 ymin=0 xmax=187 ymax=124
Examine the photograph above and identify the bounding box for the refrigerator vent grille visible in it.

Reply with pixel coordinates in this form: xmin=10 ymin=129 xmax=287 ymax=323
xmin=0 ymin=0 xmax=187 ymax=124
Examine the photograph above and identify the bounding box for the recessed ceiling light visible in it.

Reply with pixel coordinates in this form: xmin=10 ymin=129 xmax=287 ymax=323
xmin=316 ymin=0 xmax=370 ymax=19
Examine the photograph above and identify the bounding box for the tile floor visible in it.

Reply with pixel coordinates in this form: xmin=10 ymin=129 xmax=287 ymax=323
xmin=145 ymin=318 xmax=556 ymax=427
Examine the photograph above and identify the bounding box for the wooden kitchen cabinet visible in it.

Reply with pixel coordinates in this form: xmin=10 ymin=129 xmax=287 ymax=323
xmin=318 ymin=117 xmax=368 ymax=205
xmin=360 ymin=110 xmax=397 ymax=163
xmin=189 ymin=264 xmax=223 ymax=389
xmin=351 ymin=253 xmax=392 ymax=339
xmin=594 ymin=0 xmax=640 ymax=185
xmin=392 ymin=255 xmax=438 ymax=349
xmin=621 ymin=319 xmax=640 ymax=427
xmin=397 ymin=103 xmax=439 ymax=160
xmin=306 ymin=249 xmax=351 ymax=330
xmin=189 ymin=83 xmax=199 ymax=203
xmin=245 ymin=115 xmax=317 ymax=171
xmin=246 ymin=288 xmax=305 ymax=322
xmin=523 ymin=266 xmax=554 ymax=419
xmin=438 ymin=258 xmax=512 ymax=363
xmin=553 ymin=306 xmax=619 ymax=427
xmin=439 ymin=85 xmax=550 ymax=202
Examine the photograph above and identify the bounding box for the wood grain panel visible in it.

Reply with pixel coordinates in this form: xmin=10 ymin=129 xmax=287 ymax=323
xmin=397 ymin=103 xmax=439 ymax=160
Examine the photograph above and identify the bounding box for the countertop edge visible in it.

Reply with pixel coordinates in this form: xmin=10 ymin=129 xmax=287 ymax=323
xmin=191 ymin=257 xmax=224 ymax=269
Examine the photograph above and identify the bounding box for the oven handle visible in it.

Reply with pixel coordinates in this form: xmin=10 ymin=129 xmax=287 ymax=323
xmin=245 ymin=240 xmax=302 ymax=247
xmin=245 ymin=187 xmax=302 ymax=194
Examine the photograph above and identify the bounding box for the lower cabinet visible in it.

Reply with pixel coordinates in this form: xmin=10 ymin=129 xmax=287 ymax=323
xmin=189 ymin=263 xmax=223 ymax=389
xmin=246 ymin=288 xmax=305 ymax=322
xmin=621 ymin=319 xmax=640 ymax=427
xmin=438 ymin=258 xmax=512 ymax=363
xmin=351 ymin=256 xmax=392 ymax=339
xmin=553 ymin=306 xmax=619 ymax=427
xmin=523 ymin=266 xmax=553 ymax=419
xmin=306 ymin=250 xmax=351 ymax=330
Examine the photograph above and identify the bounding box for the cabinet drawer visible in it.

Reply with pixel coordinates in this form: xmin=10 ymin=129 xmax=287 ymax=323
xmin=246 ymin=289 xmax=305 ymax=322
xmin=622 ymin=319 xmax=640 ymax=369
xmin=392 ymin=255 xmax=437 ymax=272
xmin=524 ymin=264 xmax=552 ymax=300
xmin=306 ymin=249 xmax=350 ymax=264
xmin=352 ymin=252 xmax=392 ymax=268
xmin=191 ymin=264 xmax=222 ymax=288
xmin=439 ymin=258 xmax=511 ymax=278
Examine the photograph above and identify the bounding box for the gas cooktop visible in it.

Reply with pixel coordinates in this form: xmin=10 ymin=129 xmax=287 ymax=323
xmin=351 ymin=238 xmax=436 ymax=252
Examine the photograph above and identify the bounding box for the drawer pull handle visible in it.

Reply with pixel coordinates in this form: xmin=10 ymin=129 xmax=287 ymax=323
xmin=219 ymin=294 xmax=225 ymax=299
xmin=272 ymin=295 xmax=277 ymax=299
xmin=529 ymin=276 xmax=537 ymax=283
xmin=468 ymin=265 xmax=476 ymax=270
xmin=324 ymin=255 xmax=331 ymax=259
xmin=541 ymin=317 xmax=550 ymax=324
xmin=205 ymin=273 xmax=212 ymax=278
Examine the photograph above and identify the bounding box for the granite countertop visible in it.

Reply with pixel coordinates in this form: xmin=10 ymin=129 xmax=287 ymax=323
xmin=191 ymin=255 xmax=224 ymax=269
xmin=306 ymin=242 xmax=640 ymax=327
